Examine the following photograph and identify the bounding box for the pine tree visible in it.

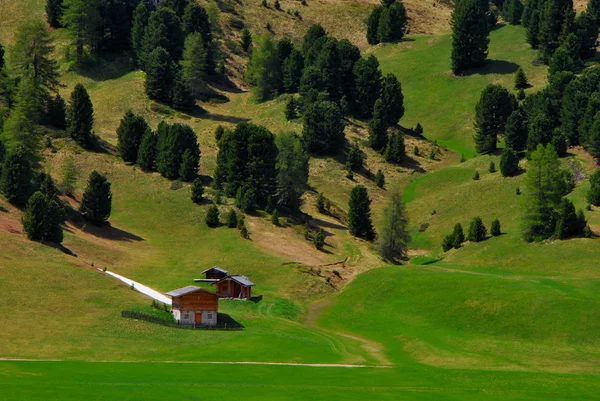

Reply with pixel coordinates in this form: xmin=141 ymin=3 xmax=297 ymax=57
xmin=241 ymin=28 xmax=252 ymax=52
xmin=379 ymin=73 xmax=404 ymax=125
xmin=474 ymin=84 xmax=516 ymax=154
xmin=503 ymin=0 xmax=524 ymax=25
xmin=588 ymin=0 xmax=600 ymax=22
xmin=368 ymin=99 xmax=388 ymax=150
xmin=60 ymin=157 xmax=77 ymax=195
xmin=473 ymin=170 xmax=480 ymax=180
xmin=131 ymin=1 xmax=150 ymax=67
xmin=275 ymin=132 xmax=309 ymax=213
xmin=0 ymin=43 xmax=4 ymax=71
xmin=313 ymin=228 xmax=325 ymax=250
xmin=489 ymin=161 xmax=496 ymax=173
xmin=500 ymin=147 xmax=519 ymax=177
xmin=514 ymin=67 xmax=528 ymax=89
xmin=316 ymin=192 xmax=326 ymax=213
xmin=79 ymin=171 xmax=112 ymax=225
xmin=271 ymin=209 xmax=280 ymax=225
xmin=384 ymin=131 xmax=405 ymax=163
xmin=61 ymin=0 xmax=102 ymax=61
xmin=378 ymin=184 xmax=410 ymax=260
xmin=348 ymin=185 xmax=376 ymax=241
xmin=504 ymin=108 xmax=528 ymax=151
xmin=183 ymin=2 xmax=212 ymax=45
xmin=468 ymin=216 xmax=487 ymax=242
xmin=282 ymin=49 xmax=304 ymax=93
xmin=555 ymin=198 xmax=578 ymax=239
xmin=117 ymin=111 xmax=149 ymax=163
xmin=490 ymin=218 xmax=501 ymax=236
xmin=352 ymin=56 xmax=382 ymax=118
xmin=587 ymin=170 xmax=600 ymax=206
xmin=587 ymin=112 xmax=600 ymax=161
xmin=302 ymin=24 xmax=326 ymax=55
xmin=451 ymin=223 xmax=465 ymax=248
xmin=179 ymin=149 xmax=198 ymax=182
xmin=46 ymin=0 xmax=65 ymax=28
xmin=22 ymin=191 xmax=49 ymax=241
xmin=285 ymin=96 xmax=297 ymax=120
xmin=526 ymin=9 xmax=541 ymax=48
xmin=451 ymin=0 xmax=490 ymax=74
xmin=191 ymin=178 xmax=204 ymax=203
xmin=576 ymin=12 xmax=599 ymax=60
xmin=47 ymin=94 xmax=67 ymax=129
xmin=145 ymin=47 xmax=175 ymax=103
xmin=246 ymin=34 xmax=280 ymax=101
xmin=302 ymin=100 xmax=345 ymax=154
xmin=0 ymin=145 xmax=33 ymax=206
xmin=366 ymin=7 xmax=383 ymax=45
xmin=141 ymin=7 xmax=185 ymax=64
xmin=137 ymin=129 xmax=157 ymax=171
xmin=171 ymin=71 xmax=195 ymax=110
xmin=387 ymin=2 xmax=408 ymax=42
xmin=375 ymin=169 xmax=385 ymax=188
xmin=226 ymin=209 xmax=238 ymax=228
xmin=346 ymin=145 xmax=363 ymax=172
xmin=442 ymin=234 xmax=455 ymax=252
xmin=182 ymin=32 xmax=208 ymax=100
xmin=67 ymin=84 xmax=94 ymax=148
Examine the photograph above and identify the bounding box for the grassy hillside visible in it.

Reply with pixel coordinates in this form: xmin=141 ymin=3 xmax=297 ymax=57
xmin=1 ymin=0 xmax=600 ymax=399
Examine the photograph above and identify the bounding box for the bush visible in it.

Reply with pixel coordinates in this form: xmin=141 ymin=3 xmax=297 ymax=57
xmin=316 ymin=193 xmax=326 ymax=213
xmin=375 ymin=169 xmax=385 ymax=188
xmin=442 ymin=234 xmax=454 ymax=252
xmin=473 ymin=171 xmax=480 ymax=180
xmin=451 ymin=223 xmax=464 ymax=248
xmin=271 ymin=209 xmax=280 ymax=226
xmin=489 ymin=161 xmax=496 ymax=173
xmin=313 ymin=228 xmax=325 ymax=250
xmin=191 ymin=178 xmax=204 ymax=203
xmin=227 ymin=209 xmax=238 ymax=228
xmin=205 ymin=204 xmax=220 ymax=227
xmin=490 ymin=218 xmax=501 ymax=236
xmin=413 ymin=146 xmax=420 ymax=156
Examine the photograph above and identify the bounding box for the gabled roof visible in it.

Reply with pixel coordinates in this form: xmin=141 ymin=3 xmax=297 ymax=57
xmin=201 ymin=266 xmax=228 ymax=275
xmin=165 ymin=285 xmax=218 ymax=297
xmin=216 ymin=275 xmax=255 ymax=287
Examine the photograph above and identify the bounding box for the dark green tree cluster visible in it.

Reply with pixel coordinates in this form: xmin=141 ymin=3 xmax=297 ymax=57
xmin=156 ymin=122 xmax=201 ymax=181
xmin=524 ymin=0 xmax=596 ymax=64
xmin=474 ymin=84 xmax=517 ymax=154
xmin=502 ymin=0 xmax=524 ymax=25
xmin=117 ymin=110 xmax=150 ymax=163
xmin=366 ymin=0 xmax=408 ymax=45
xmin=442 ymin=223 xmax=465 ymax=251
xmin=22 ymin=189 xmax=64 ymax=243
xmin=451 ymin=0 xmax=490 ymax=74
xmin=348 ymin=185 xmax=376 ymax=241
xmin=522 ymin=144 xmax=587 ymax=241
xmin=275 ymin=132 xmax=309 ymax=213
xmin=80 ymin=170 xmax=112 ymax=225
xmin=215 ymin=123 xmax=278 ymax=211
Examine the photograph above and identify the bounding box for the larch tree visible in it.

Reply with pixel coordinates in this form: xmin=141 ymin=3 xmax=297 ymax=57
xmin=275 ymin=132 xmax=309 ymax=213
xmin=131 ymin=1 xmax=151 ymax=67
xmin=246 ymin=34 xmax=280 ymax=101
xmin=451 ymin=0 xmax=489 ymax=74
xmin=182 ymin=32 xmax=208 ymax=99
xmin=378 ymin=184 xmax=410 ymax=261
xmin=61 ymin=0 xmax=102 ymax=61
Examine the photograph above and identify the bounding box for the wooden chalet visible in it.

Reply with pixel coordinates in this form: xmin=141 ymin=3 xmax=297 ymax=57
xmin=201 ymin=267 xmax=229 ymax=281
xmin=166 ymin=285 xmax=219 ymax=326
xmin=214 ymin=275 xmax=255 ymax=299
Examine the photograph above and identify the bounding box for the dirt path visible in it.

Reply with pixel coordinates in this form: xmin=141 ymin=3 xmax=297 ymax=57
xmin=305 ymin=298 xmax=393 ymax=367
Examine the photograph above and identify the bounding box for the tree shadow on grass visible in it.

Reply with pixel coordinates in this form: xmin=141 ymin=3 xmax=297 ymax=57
xmin=401 ymin=155 xmax=426 ymax=173
xmin=43 ymin=240 xmax=77 ymax=257
xmin=463 ymin=59 xmax=520 ymax=76
xmin=68 ymin=219 xmax=144 ymax=242
xmin=75 ymin=53 xmax=134 ymax=82
xmin=310 ymin=217 xmax=347 ymax=231
xmin=190 ymin=109 xmax=251 ymax=124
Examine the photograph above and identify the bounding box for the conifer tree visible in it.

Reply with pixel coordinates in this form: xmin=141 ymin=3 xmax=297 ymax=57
xmin=179 ymin=148 xmax=198 ymax=182
xmin=62 ymin=0 xmax=102 ymax=61
xmin=379 ymin=73 xmax=404 ymax=125
xmin=67 ymin=84 xmax=94 ymax=148
xmin=467 ymin=216 xmax=487 ymax=242
xmin=384 ymin=131 xmax=405 ymax=163
xmin=131 ymin=1 xmax=150 ymax=67
xmin=247 ymin=34 xmax=280 ymax=101
xmin=489 ymin=161 xmax=496 ymax=173
xmin=555 ymin=198 xmax=578 ymax=239
xmin=47 ymin=94 xmax=67 ymax=129
xmin=442 ymin=234 xmax=454 ymax=252
xmin=11 ymin=21 xmax=60 ymax=91
xmin=451 ymin=223 xmax=465 ymax=248
xmin=451 ymin=0 xmax=489 ymax=74
xmin=378 ymin=184 xmax=410 ymax=260
xmin=0 ymin=43 xmax=4 ymax=71
xmin=527 ymin=115 xmax=554 ymax=151
xmin=60 ymin=157 xmax=77 ymax=195
xmin=0 ymin=145 xmax=33 ymax=206
xmin=191 ymin=178 xmax=204 ymax=203
xmin=504 ymin=108 xmax=528 ymax=151
xmin=241 ymin=28 xmax=252 ymax=52
xmin=275 ymin=132 xmax=309 ymax=213
xmin=117 ymin=111 xmax=149 ymax=163
xmin=181 ymin=32 xmax=207 ymax=100
xmin=46 ymin=0 xmax=65 ymax=28
xmin=474 ymin=84 xmax=516 ymax=154
xmin=80 ymin=171 xmax=112 ymax=225
xmin=366 ymin=7 xmax=383 ymax=45
xmin=526 ymin=9 xmax=541 ymax=48
xmin=226 ymin=209 xmax=238 ymax=228
xmin=302 ymin=24 xmax=326 ymax=55
xmin=502 ymin=0 xmax=524 ymax=25
xmin=346 ymin=145 xmax=363 ymax=172
xmin=313 ymin=228 xmax=325 ymax=250
xmin=182 ymin=2 xmax=212 ymax=44
xmin=145 ymin=47 xmax=175 ymax=103
xmin=500 ymin=147 xmax=519 ymax=177
xmin=348 ymin=185 xmax=376 ymax=241
xmin=588 ymin=0 xmax=600 ymax=22
xmin=375 ymin=169 xmax=385 ymax=188
xmin=522 ymin=144 xmax=564 ymax=241
xmin=587 ymin=170 xmax=600 ymax=206
xmin=282 ymin=49 xmax=304 ymax=93
xmin=141 ymin=7 xmax=184 ymax=64
xmin=137 ymin=129 xmax=158 ymax=171
xmin=368 ymin=99 xmax=388 ymax=150
xmin=171 ymin=71 xmax=195 ymax=110
xmin=285 ymin=96 xmax=297 ymax=120
xmin=302 ymin=100 xmax=345 ymax=154
xmin=576 ymin=12 xmax=599 ymax=60
xmin=22 ymin=192 xmax=50 ymax=241
xmin=271 ymin=209 xmax=280 ymax=225
xmin=490 ymin=218 xmax=501 ymax=236
xmin=352 ymin=56 xmax=382 ymax=118
xmin=514 ymin=67 xmax=528 ymax=89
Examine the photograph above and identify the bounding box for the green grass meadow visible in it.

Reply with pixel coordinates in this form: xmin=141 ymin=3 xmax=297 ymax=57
xmin=0 ymin=1 xmax=599 ymax=398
